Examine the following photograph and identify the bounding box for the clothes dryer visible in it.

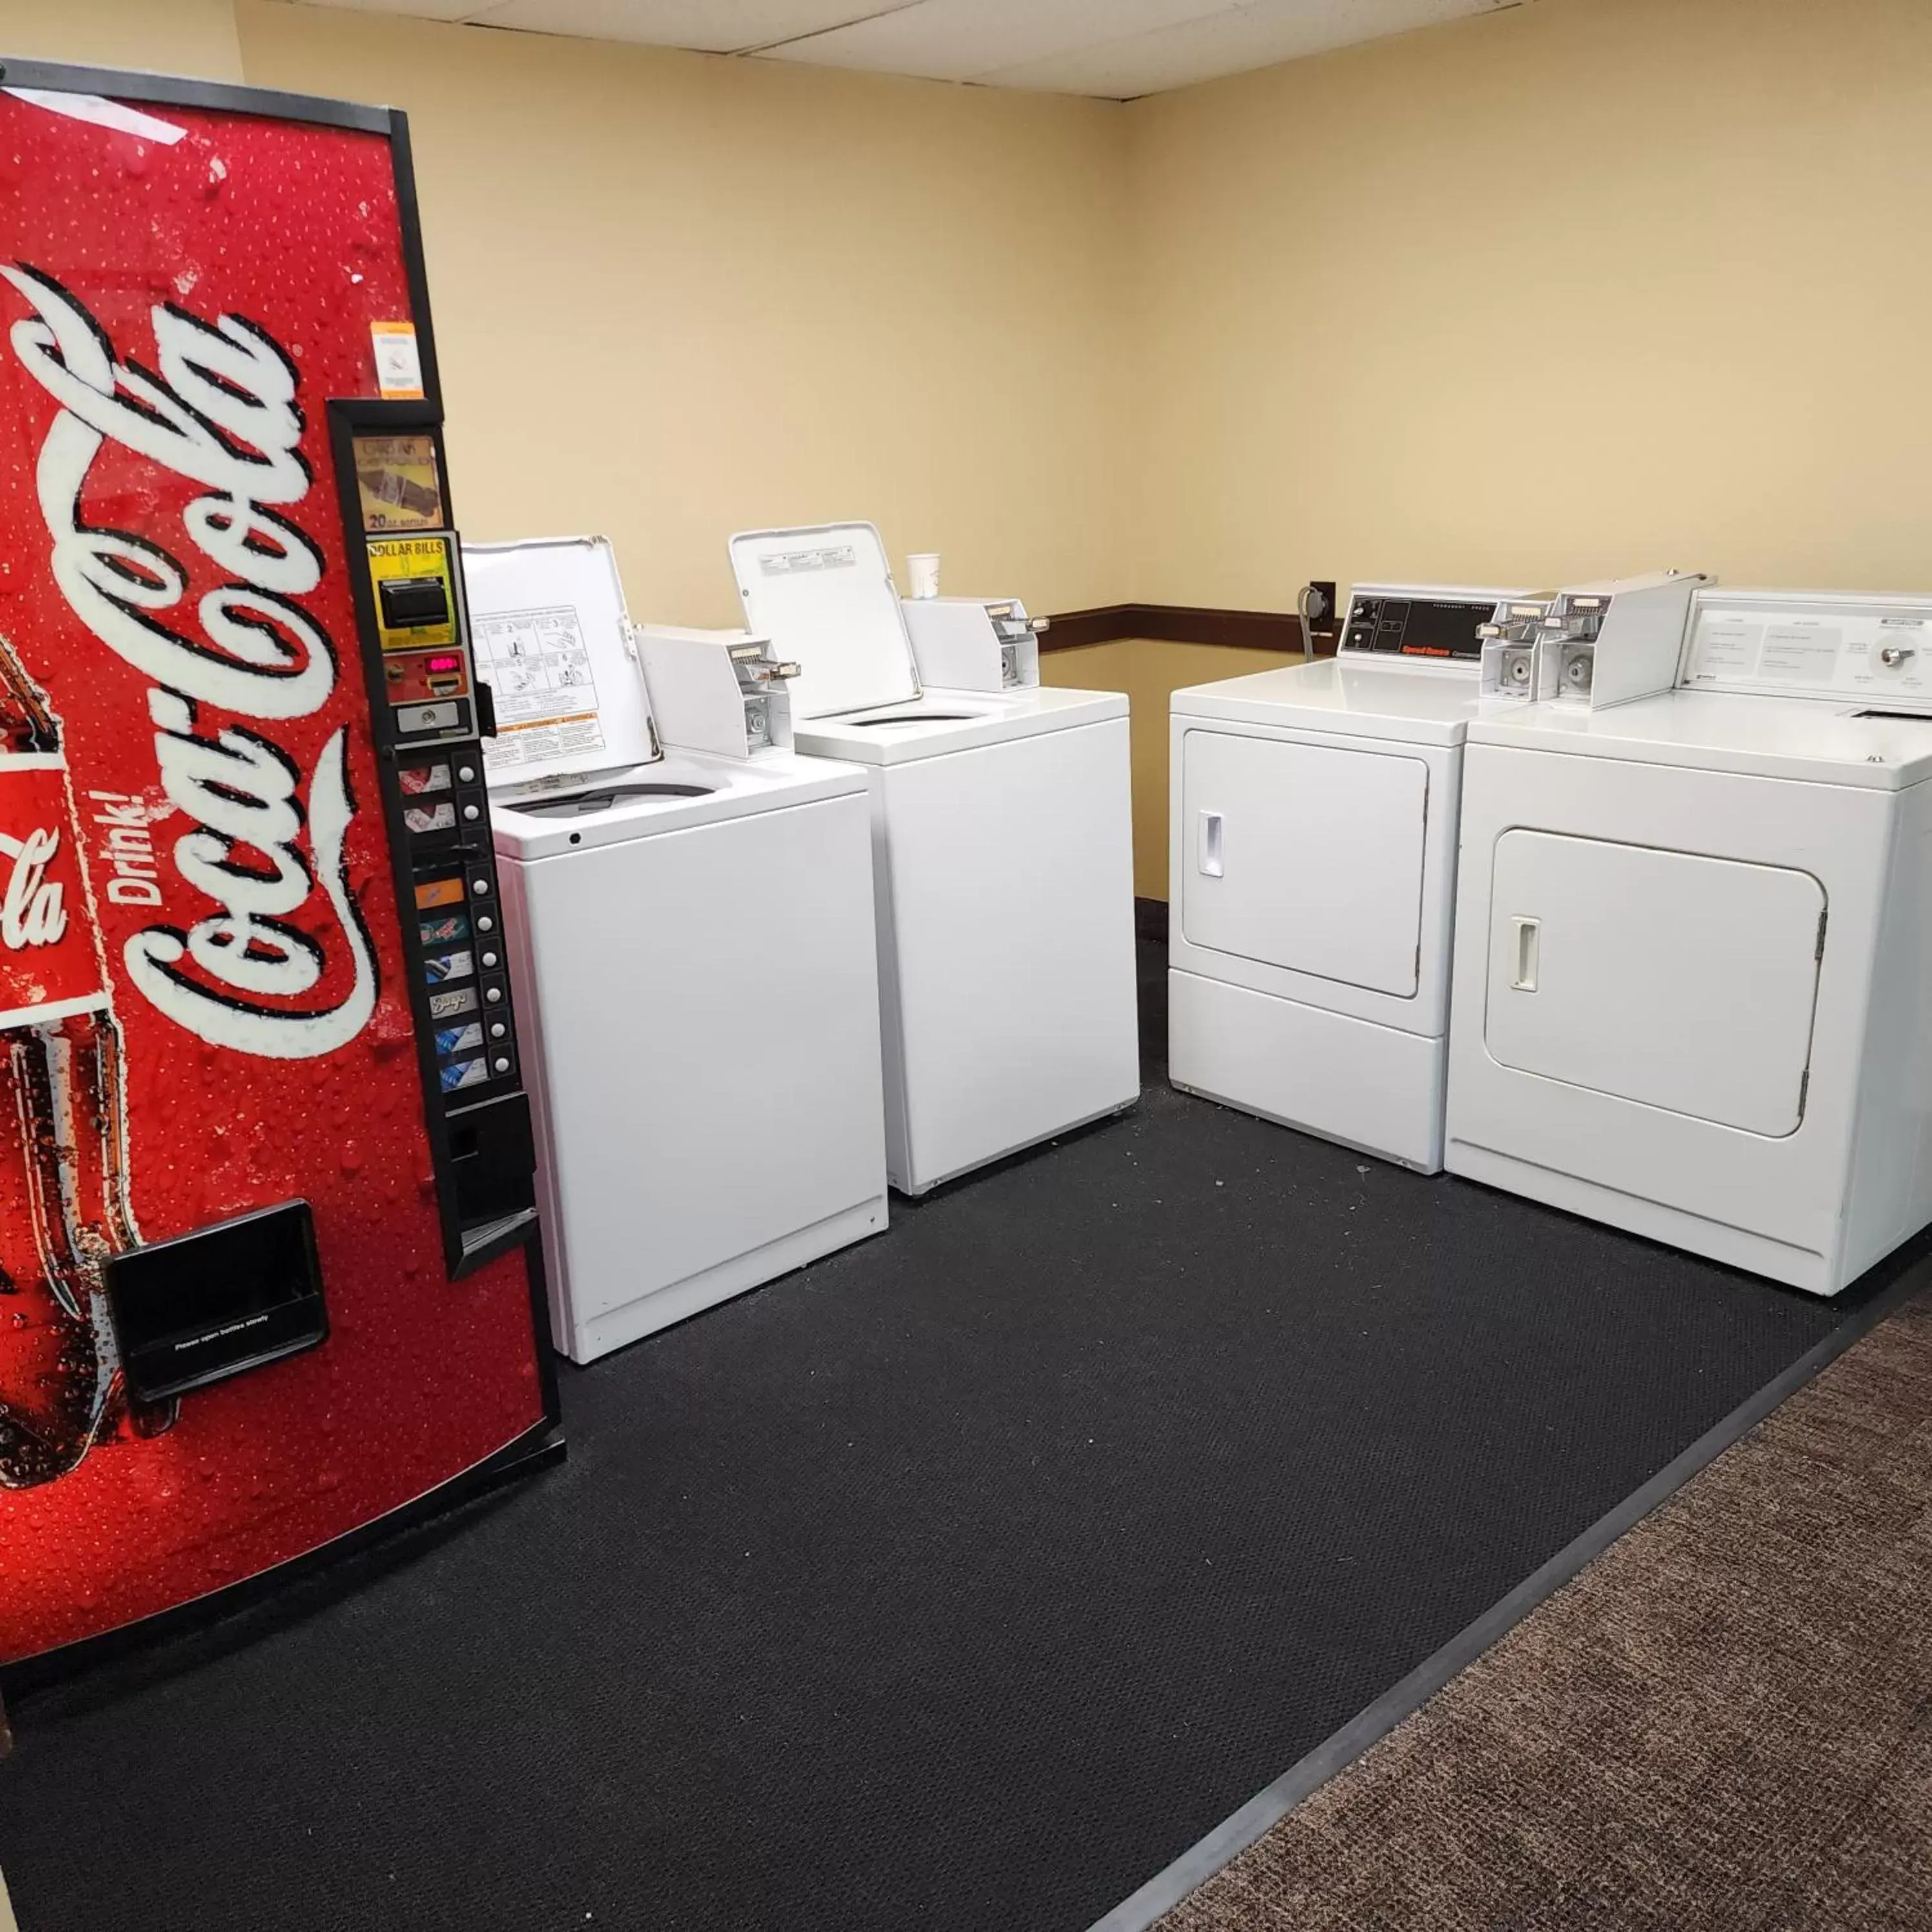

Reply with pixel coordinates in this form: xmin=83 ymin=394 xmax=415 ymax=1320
xmin=1446 ymin=588 xmax=1932 ymax=1294
xmin=731 ymin=523 xmax=1138 ymax=1195
xmin=1167 ymin=585 xmax=1524 ymax=1171
xmin=465 ymin=537 xmax=889 ymax=1361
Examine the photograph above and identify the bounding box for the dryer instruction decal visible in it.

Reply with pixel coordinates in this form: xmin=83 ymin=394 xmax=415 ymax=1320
xmin=471 ymin=604 xmax=606 ymax=774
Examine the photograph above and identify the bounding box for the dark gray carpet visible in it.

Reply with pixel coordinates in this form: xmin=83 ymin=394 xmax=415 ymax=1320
xmin=1159 ymin=1290 xmax=1932 ymax=1932
xmin=0 ymin=941 xmax=1889 ymax=1932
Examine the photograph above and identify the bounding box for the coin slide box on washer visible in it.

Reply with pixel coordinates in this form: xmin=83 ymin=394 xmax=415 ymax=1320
xmin=462 ymin=535 xmax=890 ymax=1363
xmin=899 ymin=595 xmax=1043 ymax=692
xmin=730 ymin=521 xmax=1140 ymax=1196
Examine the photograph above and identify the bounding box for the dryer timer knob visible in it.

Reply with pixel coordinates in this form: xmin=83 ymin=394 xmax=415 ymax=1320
xmin=1880 ymin=644 xmax=1914 ymax=668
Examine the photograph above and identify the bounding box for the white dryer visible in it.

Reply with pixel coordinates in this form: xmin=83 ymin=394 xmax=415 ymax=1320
xmin=1446 ymin=588 xmax=1932 ymax=1295
xmin=730 ymin=522 xmax=1139 ymax=1195
xmin=464 ymin=537 xmax=889 ymax=1362
xmin=1168 ymin=585 xmax=1523 ymax=1171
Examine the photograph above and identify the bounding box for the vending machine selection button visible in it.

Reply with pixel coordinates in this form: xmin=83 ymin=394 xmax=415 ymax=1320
xmin=484 ymin=987 xmax=504 ymax=1005
xmin=471 ymin=877 xmax=491 ymax=895
xmin=475 ymin=914 xmax=495 ymax=934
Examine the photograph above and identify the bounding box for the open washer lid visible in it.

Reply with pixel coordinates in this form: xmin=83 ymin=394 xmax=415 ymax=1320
xmin=462 ymin=535 xmax=660 ymax=792
xmin=728 ymin=520 xmax=921 ymax=721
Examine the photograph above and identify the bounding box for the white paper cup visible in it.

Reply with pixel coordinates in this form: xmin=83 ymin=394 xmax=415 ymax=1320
xmin=906 ymin=553 xmax=940 ymax=599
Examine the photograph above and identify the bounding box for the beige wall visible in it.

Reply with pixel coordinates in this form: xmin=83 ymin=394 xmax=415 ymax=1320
xmin=3 ymin=0 xmax=1128 ymax=622
xmin=232 ymin=2 xmax=1131 ymax=628
xmin=11 ymin=0 xmax=1932 ymax=899
xmin=1124 ymin=0 xmax=1932 ymax=604
xmin=0 ymin=0 xmax=242 ymax=76
xmin=1045 ymin=639 xmax=1300 ymax=899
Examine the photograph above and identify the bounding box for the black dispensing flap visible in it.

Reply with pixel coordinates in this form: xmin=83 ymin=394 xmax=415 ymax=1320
xmin=447 ymin=1092 xmax=537 ymax=1228
xmin=103 ymin=1200 xmax=327 ymax=1404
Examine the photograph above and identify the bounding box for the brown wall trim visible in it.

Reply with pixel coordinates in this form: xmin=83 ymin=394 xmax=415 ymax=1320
xmin=1042 ymin=603 xmax=1339 ymax=657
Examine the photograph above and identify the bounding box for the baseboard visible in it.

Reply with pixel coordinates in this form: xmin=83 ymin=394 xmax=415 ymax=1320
xmin=1043 ymin=604 xmax=1338 ymax=657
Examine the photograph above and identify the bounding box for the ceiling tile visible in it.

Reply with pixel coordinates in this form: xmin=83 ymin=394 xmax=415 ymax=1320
xmin=467 ymin=0 xmax=894 ymax=53
xmin=974 ymin=0 xmax=1516 ymax=98
xmin=271 ymin=0 xmax=1522 ymax=95
xmin=755 ymin=0 xmax=1237 ymax=83
xmin=283 ymin=0 xmax=481 ymax=21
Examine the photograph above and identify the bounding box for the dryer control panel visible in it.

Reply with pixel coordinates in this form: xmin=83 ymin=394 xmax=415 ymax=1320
xmin=1681 ymin=591 xmax=1932 ymax=710
xmin=1338 ymin=585 xmax=1523 ymax=664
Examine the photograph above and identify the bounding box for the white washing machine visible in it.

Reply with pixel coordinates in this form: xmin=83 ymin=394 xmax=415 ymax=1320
xmin=730 ymin=522 xmax=1139 ymax=1195
xmin=1167 ymin=584 xmax=1524 ymax=1171
xmin=1446 ymin=587 xmax=1932 ymax=1296
xmin=464 ymin=536 xmax=889 ymax=1362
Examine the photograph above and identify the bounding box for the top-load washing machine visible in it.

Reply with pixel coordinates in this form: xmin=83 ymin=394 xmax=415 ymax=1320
xmin=730 ymin=522 xmax=1139 ymax=1195
xmin=464 ymin=536 xmax=889 ymax=1362
xmin=1167 ymin=584 xmax=1525 ymax=1171
xmin=1446 ymin=586 xmax=1932 ymax=1295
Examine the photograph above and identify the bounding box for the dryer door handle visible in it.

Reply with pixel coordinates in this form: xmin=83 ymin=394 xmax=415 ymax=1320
xmin=1198 ymin=810 xmax=1225 ymax=878
xmin=1510 ymin=916 xmax=1540 ymax=991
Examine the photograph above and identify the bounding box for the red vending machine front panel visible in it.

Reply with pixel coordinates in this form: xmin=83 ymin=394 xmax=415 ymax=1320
xmin=0 ymin=74 xmax=553 ymax=1665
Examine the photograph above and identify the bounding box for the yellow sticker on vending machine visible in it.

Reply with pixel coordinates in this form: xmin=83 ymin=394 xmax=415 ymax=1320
xmin=366 ymin=535 xmax=458 ymax=652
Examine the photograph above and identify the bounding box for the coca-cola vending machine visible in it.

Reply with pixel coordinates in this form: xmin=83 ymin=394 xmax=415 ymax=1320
xmin=0 ymin=61 xmax=559 ymax=1690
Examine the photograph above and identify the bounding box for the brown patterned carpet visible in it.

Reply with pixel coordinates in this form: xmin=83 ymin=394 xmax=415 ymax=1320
xmin=1161 ymin=1290 xmax=1932 ymax=1932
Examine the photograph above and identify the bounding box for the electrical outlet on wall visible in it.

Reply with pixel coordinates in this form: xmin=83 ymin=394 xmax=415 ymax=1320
xmin=1297 ymin=580 xmax=1339 ymax=657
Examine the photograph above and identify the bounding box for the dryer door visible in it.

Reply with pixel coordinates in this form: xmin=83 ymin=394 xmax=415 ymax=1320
xmin=1180 ymin=729 xmax=1428 ymax=996
xmin=1485 ymin=830 xmax=1825 ymax=1137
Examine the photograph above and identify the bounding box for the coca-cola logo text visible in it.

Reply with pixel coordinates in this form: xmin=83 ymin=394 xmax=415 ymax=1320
xmin=1 ymin=265 xmax=377 ymax=1060
xmin=0 ymin=825 xmax=68 ymax=949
